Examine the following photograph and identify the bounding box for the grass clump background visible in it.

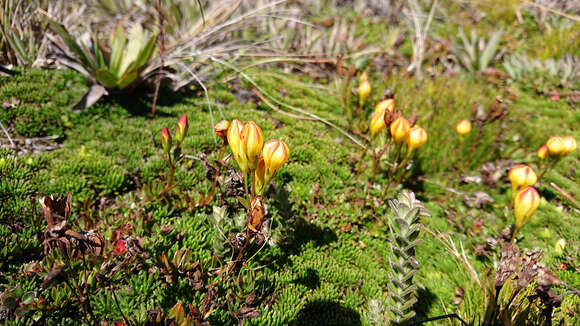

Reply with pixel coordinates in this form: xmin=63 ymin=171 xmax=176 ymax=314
xmin=1 ymin=0 xmax=579 ymax=325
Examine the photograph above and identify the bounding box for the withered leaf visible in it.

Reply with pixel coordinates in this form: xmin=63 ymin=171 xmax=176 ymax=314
xmin=495 ymin=242 xmax=520 ymax=290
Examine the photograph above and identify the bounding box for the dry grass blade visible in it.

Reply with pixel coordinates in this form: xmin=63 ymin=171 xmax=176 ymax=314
xmin=210 ymin=55 xmax=367 ymax=150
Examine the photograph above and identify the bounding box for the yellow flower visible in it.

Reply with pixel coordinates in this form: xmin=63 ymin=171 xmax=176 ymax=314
xmin=546 ymin=136 xmax=565 ymax=155
xmin=374 ymin=99 xmax=394 ymax=114
xmin=161 ymin=126 xmax=171 ymax=155
xmin=513 ymin=186 xmax=540 ymax=233
xmin=508 ymin=165 xmax=537 ymax=192
xmin=214 ymin=120 xmax=230 ymax=141
xmin=390 ymin=116 xmax=410 ymax=144
xmin=253 ymin=158 xmax=266 ymax=195
xmin=359 ymin=80 xmax=371 ymax=107
xmin=537 ymin=145 xmax=548 ymax=160
xmin=369 ymin=110 xmax=386 ymax=137
xmin=456 ymin=119 xmax=471 ymax=137
xmin=175 ymin=114 xmax=188 ymax=144
xmin=241 ymin=121 xmax=264 ymax=171
xmin=406 ymin=126 xmax=427 ymax=151
xmin=562 ymin=136 xmax=577 ymax=155
xmin=227 ymin=119 xmax=247 ymax=173
xmin=262 ymin=140 xmax=290 ymax=180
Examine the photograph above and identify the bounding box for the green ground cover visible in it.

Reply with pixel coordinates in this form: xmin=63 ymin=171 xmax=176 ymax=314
xmin=1 ymin=1 xmax=579 ymax=325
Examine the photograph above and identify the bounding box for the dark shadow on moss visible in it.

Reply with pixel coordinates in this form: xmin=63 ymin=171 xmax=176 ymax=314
xmin=292 ymin=268 xmax=320 ymax=290
xmin=413 ymin=287 xmax=438 ymax=321
xmin=292 ymin=300 xmax=361 ymax=326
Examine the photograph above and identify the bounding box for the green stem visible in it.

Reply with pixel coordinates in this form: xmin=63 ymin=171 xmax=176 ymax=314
xmin=537 ymin=157 xmax=559 ymax=181
xmin=243 ymin=171 xmax=251 ymax=208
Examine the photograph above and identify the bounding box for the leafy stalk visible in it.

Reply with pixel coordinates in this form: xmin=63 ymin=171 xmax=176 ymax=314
xmin=387 ymin=190 xmax=431 ymax=324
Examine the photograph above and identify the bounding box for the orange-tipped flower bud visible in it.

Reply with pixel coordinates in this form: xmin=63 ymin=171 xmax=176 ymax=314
xmin=537 ymin=145 xmax=548 ymax=160
xmin=508 ymin=165 xmax=537 ymax=192
xmin=227 ymin=119 xmax=247 ymax=173
xmin=374 ymin=99 xmax=394 ymax=114
xmin=406 ymin=126 xmax=427 ymax=151
xmin=241 ymin=121 xmax=264 ymax=171
xmin=513 ymin=186 xmax=540 ymax=231
xmin=175 ymin=114 xmax=188 ymax=144
xmin=262 ymin=140 xmax=290 ymax=179
xmin=254 ymin=158 xmax=266 ymax=195
xmin=369 ymin=110 xmax=386 ymax=137
xmin=390 ymin=116 xmax=410 ymax=144
xmin=562 ymin=136 xmax=577 ymax=155
xmin=456 ymin=119 xmax=472 ymax=137
xmin=161 ymin=126 xmax=172 ymax=154
xmin=214 ymin=120 xmax=230 ymax=141
xmin=546 ymin=136 xmax=565 ymax=155
xmin=359 ymin=80 xmax=371 ymax=107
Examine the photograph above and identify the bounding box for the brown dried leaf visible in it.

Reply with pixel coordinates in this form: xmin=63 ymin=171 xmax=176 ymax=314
xmin=247 ymin=197 xmax=265 ymax=236
xmin=495 ymin=242 xmax=520 ymax=290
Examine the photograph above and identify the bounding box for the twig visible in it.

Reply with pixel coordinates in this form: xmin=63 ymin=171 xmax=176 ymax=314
xmin=550 ymin=182 xmax=580 ymax=211
xmin=110 ymin=284 xmax=132 ymax=326
xmin=210 ymin=55 xmax=367 ymax=150
xmin=521 ymin=0 xmax=580 ymax=23
xmin=251 ymin=88 xmax=315 ymax=120
xmin=178 ymin=62 xmax=216 ymax=144
xmin=0 ymin=120 xmax=15 ymax=148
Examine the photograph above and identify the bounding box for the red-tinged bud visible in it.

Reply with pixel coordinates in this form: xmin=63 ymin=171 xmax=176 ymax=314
xmin=456 ymin=119 xmax=471 ymax=137
xmin=369 ymin=110 xmax=386 ymax=137
xmin=214 ymin=120 xmax=230 ymax=142
xmin=262 ymin=140 xmax=290 ymax=180
xmin=175 ymin=114 xmax=188 ymax=144
xmin=253 ymin=158 xmax=266 ymax=195
xmin=375 ymin=99 xmax=395 ymax=114
xmin=359 ymin=80 xmax=371 ymax=107
xmin=562 ymin=136 xmax=577 ymax=155
xmin=161 ymin=126 xmax=172 ymax=154
xmin=509 ymin=165 xmax=537 ymax=192
xmin=547 ymin=136 xmax=564 ymax=155
xmin=406 ymin=126 xmax=427 ymax=151
xmin=241 ymin=121 xmax=264 ymax=171
xmin=114 ymin=240 xmax=127 ymax=255
xmin=227 ymin=119 xmax=247 ymax=173
xmin=513 ymin=186 xmax=540 ymax=233
xmin=390 ymin=116 xmax=410 ymax=144
xmin=537 ymin=145 xmax=548 ymax=160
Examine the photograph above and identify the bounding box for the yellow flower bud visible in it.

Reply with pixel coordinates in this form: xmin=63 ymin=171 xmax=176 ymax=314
xmin=406 ymin=126 xmax=427 ymax=151
xmin=369 ymin=110 xmax=386 ymax=137
xmin=456 ymin=119 xmax=471 ymax=137
xmin=227 ymin=119 xmax=247 ymax=173
xmin=262 ymin=140 xmax=290 ymax=179
xmin=161 ymin=126 xmax=172 ymax=155
xmin=537 ymin=145 xmax=548 ymax=160
xmin=214 ymin=120 xmax=230 ymax=141
xmin=508 ymin=165 xmax=537 ymax=192
xmin=513 ymin=186 xmax=540 ymax=232
xmin=253 ymin=158 xmax=266 ymax=195
xmin=359 ymin=80 xmax=371 ymax=107
xmin=390 ymin=116 xmax=410 ymax=144
xmin=374 ymin=99 xmax=394 ymax=114
xmin=241 ymin=121 xmax=264 ymax=171
xmin=546 ymin=136 xmax=565 ymax=155
xmin=562 ymin=136 xmax=577 ymax=155
xmin=175 ymin=114 xmax=188 ymax=144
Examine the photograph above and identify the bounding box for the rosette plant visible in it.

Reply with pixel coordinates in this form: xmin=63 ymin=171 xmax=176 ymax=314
xmin=47 ymin=18 xmax=157 ymax=92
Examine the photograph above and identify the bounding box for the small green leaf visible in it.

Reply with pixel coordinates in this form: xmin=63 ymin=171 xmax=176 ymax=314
xmin=21 ymin=291 xmax=36 ymax=305
xmin=237 ymin=196 xmax=249 ymax=210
